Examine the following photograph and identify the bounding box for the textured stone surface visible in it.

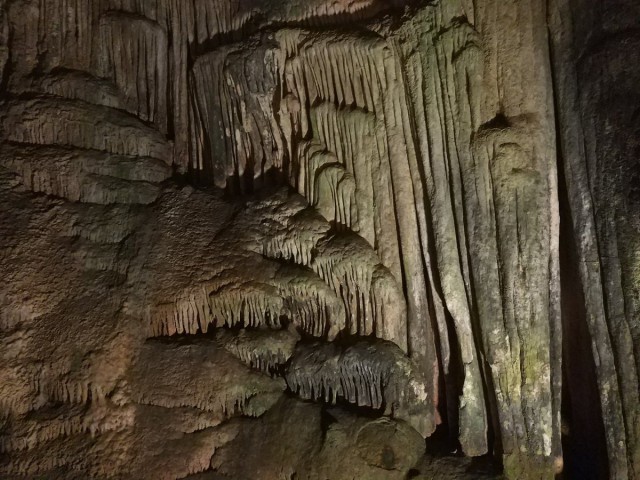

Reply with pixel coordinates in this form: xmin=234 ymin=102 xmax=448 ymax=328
xmin=209 ymin=397 xmax=427 ymax=480
xmin=549 ymin=0 xmax=640 ymax=478
xmin=0 ymin=0 xmax=637 ymax=479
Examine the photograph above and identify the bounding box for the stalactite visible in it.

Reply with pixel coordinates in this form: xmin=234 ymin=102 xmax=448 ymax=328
xmin=275 ymin=267 xmax=346 ymax=340
xmin=35 ymin=0 xmax=96 ymax=71
xmin=216 ymin=327 xmax=299 ymax=373
xmin=0 ymin=0 xmax=635 ymax=478
xmin=312 ymin=234 xmax=407 ymax=351
xmin=97 ymin=12 xmax=169 ymax=132
xmin=189 ymin=43 xmax=284 ymax=188
xmin=148 ymin=281 xmax=286 ymax=337
xmin=285 ymin=340 xmax=432 ymax=438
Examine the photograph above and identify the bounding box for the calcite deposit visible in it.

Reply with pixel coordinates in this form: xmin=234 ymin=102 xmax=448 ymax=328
xmin=0 ymin=0 xmax=637 ymax=479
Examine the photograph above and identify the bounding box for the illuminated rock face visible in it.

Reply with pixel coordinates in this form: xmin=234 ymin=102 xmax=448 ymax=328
xmin=0 ymin=0 xmax=637 ymax=479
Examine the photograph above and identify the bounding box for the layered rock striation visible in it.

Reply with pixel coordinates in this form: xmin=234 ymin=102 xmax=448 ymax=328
xmin=0 ymin=0 xmax=637 ymax=479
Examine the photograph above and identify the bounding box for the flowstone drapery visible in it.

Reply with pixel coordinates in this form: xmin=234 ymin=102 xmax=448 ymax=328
xmin=0 ymin=1 xmax=638 ymax=479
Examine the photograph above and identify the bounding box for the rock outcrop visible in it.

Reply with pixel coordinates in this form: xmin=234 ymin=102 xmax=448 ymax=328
xmin=0 ymin=0 xmax=637 ymax=479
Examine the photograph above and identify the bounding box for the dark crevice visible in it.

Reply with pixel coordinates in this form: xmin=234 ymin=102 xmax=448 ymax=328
xmin=556 ymin=114 xmax=609 ymax=480
xmin=478 ymin=112 xmax=510 ymax=131
xmin=319 ymin=405 xmax=337 ymax=441
xmin=547 ymin=12 xmax=611 ymax=477
xmin=464 ymin=261 xmax=502 ymax=463
xmin=315 ymin=395 xmax=384 ymax=418
xmin=442 ymin=310 xmax=464 ymax=453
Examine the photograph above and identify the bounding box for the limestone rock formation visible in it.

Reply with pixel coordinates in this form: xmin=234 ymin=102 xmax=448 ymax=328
xmin=0 ymin=0 xmax=638 ymax=479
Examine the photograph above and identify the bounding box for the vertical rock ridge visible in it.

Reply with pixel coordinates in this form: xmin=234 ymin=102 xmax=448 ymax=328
xmin=549 ymin=0 xmax=640 ymax=476
xmin=97 ymin=11 xmax=169 ymax=132
xmin=0 ymin=0 xmax=636 ymax=478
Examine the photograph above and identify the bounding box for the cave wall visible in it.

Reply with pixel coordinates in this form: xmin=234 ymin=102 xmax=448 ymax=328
xmin=549 ymin=0 xmax=640 ymax=477
xmin=0 ymin=0 xmax=637 ymax=479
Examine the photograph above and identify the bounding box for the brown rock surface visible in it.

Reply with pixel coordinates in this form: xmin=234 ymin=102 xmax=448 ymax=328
xmin=0 ymin=0 xmax=637 ymax=479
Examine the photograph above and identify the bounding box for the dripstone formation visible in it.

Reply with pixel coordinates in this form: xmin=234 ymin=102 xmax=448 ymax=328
xmin=0 ymin=0 xmax=637 ymax=479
